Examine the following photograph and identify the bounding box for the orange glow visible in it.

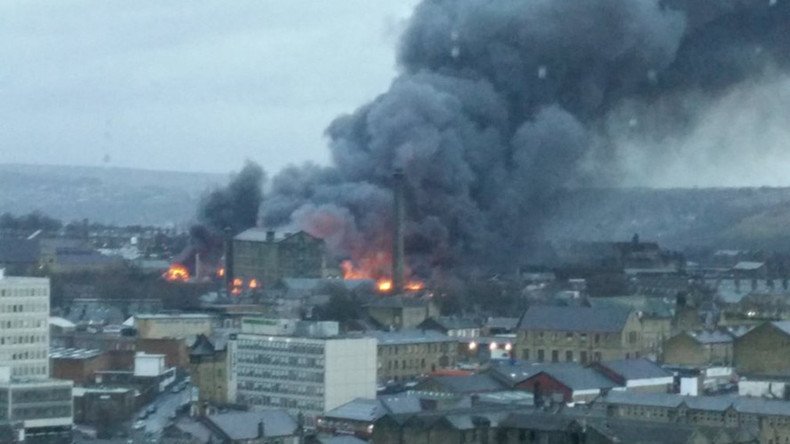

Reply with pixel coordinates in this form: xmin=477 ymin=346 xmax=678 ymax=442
xmin=217 ymin=267 xmax=225 ymax=278
xmin=377 ymin=279 xmax=393 ymax=292
xmin=232 ymin=278 xmax=243 ymax=287
xmin=230 ymin=287 xmax=242 ymax=296
xmin=164 ymin=263 xmax=190 ymax=282
xmin=249 ymin=278 xmax=259 ymax=289
xmin=343 ymin=257 xmax=425 ymax=293
xmin=405 ymin=281 xmax=425 ymax=291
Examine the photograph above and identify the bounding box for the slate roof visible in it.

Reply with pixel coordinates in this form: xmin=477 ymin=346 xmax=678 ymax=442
xmin=207 ymin=410 xmax=298 ymax=440
xmin=598 ymin=358 xmax=672 ymax=380
xmin=0 ymin=238 xmax=39 ymax=263
xmin=517 ymin=305 xmax=633 ymax=333
xmin=485 ymin=317 xmax=520 ymax=330
xmin=732 ymin=261 xmax=765 ymax=271
xmin=695 ymin=329 xmax=735 ymax=344
xmin=531 ymin=363 xmax=618 ymax=391
xmin=421 ymin=316 xmax=480 ymax=331
xmin=324 ymin=398 xmax=385 ymax=422
xmin=365 ymin=296 xmax=432 ymax=309
xmin=589 ymin=296 xmax=675 ymax=319
xmin=772 ymin=321 xmax=790 ymax=336
xmin=604 ymin=391 xmax=790 ymax=417
xmin=189 ymin=334 xmax=216 ymax=357
xmin=420 ymin=374 xmax=508 ymax=394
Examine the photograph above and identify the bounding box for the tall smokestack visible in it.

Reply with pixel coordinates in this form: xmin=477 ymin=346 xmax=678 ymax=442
xmin=392 ymin=168 xmax=405 ymax=294
xmin=224 ymin=226 xmax=234 ymax=294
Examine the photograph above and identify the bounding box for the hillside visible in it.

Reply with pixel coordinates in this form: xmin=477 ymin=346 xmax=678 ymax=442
xmin=0 ymin=164 xmax=224 ymax=226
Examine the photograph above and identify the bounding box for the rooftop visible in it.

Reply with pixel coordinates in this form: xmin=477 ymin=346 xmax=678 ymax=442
xmin=366 ymin=329 xmax=456 ymax=345
xmin=597 ymin=358 xmax=672 ymax=380
xmin=517 ymin=305 xmax=633 ymax=333
xmin=49 ymin=347 xmax=103 ymax=360
xmin=206 ymin=410 xmax=298 ymax=440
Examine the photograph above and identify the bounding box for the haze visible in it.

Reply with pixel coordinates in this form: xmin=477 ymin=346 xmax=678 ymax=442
xmin=0 ymin=1 xmax=417 ymax=174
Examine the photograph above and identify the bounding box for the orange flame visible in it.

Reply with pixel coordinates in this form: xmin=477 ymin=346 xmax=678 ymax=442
xmin=342 ymin=259 xmax=424 ymax=294
xmin=377 ymin=279 xmax=393 ymax=292
xmin=249 ymin=278 xmax=259 ymax=289
xmin=217 ymin=267 xmax=225 ymax=278
xmin=164 ymin=263 xmax=190 ymax=282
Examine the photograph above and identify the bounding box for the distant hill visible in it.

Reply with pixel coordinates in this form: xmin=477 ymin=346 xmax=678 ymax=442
xmin=545 ymin=187 xmax=790 ymax=252
xmin=2 ymin=163 xmax=790 ymax=251
xmin=0 ymin=164 xmax=224 ymax=226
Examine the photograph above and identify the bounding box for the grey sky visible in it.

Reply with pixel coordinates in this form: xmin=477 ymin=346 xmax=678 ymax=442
xmin=0 ymin=1 xmax=418 ymax=174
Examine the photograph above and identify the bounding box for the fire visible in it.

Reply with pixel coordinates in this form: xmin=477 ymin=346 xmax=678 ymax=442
xmin=377 ymin=279 xmax=392 ymax=292
xmin=217 ymin=267 xmax=225 ymax=278
xmin=249 ymin=278 xmax=259 ymax=289
xmin=164 ymin=263 xmax=190 ymax=282
xmin=232 ymin=277 xmax=243 ymax=287
xmin=342 ymin=259 xmax=425 ymax=294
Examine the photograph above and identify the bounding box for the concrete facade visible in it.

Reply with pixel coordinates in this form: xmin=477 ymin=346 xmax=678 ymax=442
xmin=235 ymin=322 xmax=376 ymax=417
xmin=0 ymin=275 xmax=50 ymax=379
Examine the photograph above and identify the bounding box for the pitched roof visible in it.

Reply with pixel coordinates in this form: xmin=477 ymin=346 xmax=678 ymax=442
xmin=420 ymin=374 xmax=507 ymax=394
xmin=323 ymin=398 xmax=385 ymax=422
xmin=206 ymin=410 xmax=297 ymax=440
xmin=485 ymin=317 xmax=520 ymax=330
xmin=529 ymin=364 xmax=618 ymax=391
xmin=422 ymin=316 xmax=480 ymax=331
xmin=772 ymin=321 xmax=790 ymax=336
xmin=598 ymin=358 xmax=672 ymax=380
xmin=732 ymin=261 xmax=765 ymax=271
xmin=517 ymin=305 xmax=633 ymax=333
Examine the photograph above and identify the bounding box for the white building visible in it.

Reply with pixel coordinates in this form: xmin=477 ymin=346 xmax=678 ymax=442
xmin=0 ymin=272 xmax=50 ymax=379
xmin=0 ymin=271 xmax=73 ymax=439
xmin=235 ymin=318 xmax=376 ymax=418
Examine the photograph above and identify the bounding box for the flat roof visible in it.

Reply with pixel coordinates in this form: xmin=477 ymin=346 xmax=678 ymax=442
xmin=135 ymin=313 xmax=214 ymax=319
xmin=50 ymin=347 xmax=103 ymax=360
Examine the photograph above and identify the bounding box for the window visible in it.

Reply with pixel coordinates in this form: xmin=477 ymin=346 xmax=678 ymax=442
xmin=580 ymin=351 xmax=588 ymax=364
xmin=628 ymin=331 xmax=638 ymax=344
xmin=551 ymin=350 xmax=559 ymax=362
xmin=565 ymin=350 xmax=573 ymax=362
xmin=522 ymin=349 xmax=529 ymax=360
xmin=537 ymin=349 xmax=545 ymax=362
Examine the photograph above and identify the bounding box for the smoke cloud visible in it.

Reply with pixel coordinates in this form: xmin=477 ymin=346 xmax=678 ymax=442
xmin=261 ymin=0 xmax=790 ymax=272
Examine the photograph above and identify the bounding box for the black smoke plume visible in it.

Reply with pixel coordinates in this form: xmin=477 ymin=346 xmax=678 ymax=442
xmin=180 ymin=161 xmax=265 ymax=270
xmin=262 ymin=0 xmax=790 ymax=273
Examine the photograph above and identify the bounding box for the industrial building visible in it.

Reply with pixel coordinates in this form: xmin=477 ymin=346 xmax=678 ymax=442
xmin=232 ymin=229 xmax=328 ymax=288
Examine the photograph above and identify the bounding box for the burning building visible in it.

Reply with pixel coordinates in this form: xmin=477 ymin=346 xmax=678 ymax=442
xmin=231 ymin=228 xmax=328 ymax=288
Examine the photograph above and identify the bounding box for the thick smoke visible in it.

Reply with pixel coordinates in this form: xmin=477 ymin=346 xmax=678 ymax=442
xmin=262 ymin=0 xmax=790 ymax=273
xmin=198 ymin=160 xmax=265 ymax=236
xmin=187 ymin=161 xmax=265 ymax=263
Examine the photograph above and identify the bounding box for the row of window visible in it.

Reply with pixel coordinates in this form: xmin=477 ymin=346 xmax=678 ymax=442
xmin=0 ymin=334 xmax=47 ymax=346
xmin=237 ymin=340 xmax=324 ymax=354
xmin=0 ymin=288 xmax=48 ymax=298
xmin=238 ymin=380 xmax=323 ymax=396
xmin=6 ymin=349 xmax=48 ymax=360
xmin=522 ymin=348 xmax=603 ymax=364
xmin=379 ymin=343 xmax=450 ymax=356
xmin=0 ymin=303 xmax=47 ymax=313
xmin=10 ymin=364 xmax=48 ymax=377
xmin=1 ymin=319 xmax=47 ymax=329
xmin=236 ymin=353 xmax=323 ymax=368
xmin=238 ymin=393 xmax=323 ymax=413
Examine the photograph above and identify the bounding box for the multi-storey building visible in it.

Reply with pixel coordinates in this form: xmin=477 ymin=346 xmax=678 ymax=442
xmin=515 ymin=305 xmax=643 ymax=364
xmin=0 ymin=271 xmax=73 ymax=440
xmin=0 ymin=273 xmax=50 ymax=379
xmin=235 ymin=318 xmax=376 ymax=418
xmin=233 ymin=229 xmax=328 ymax=287
xmin=368 ymin=330 xmax=458 ymax=383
